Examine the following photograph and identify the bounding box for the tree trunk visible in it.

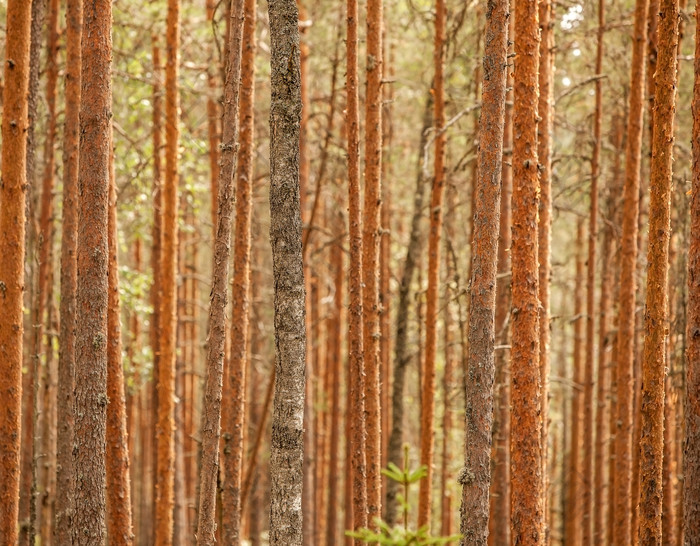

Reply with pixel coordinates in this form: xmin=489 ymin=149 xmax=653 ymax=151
xmin=385 ymin=93 xmax=432 ymax=526
xmin=591 ymin=3 xmax=607 ymax=542
xmin=488 ymin=4 xmax=514 ymax=541
xmin=148 ymin=38 xmax=163 ymax=546
xmin=363 ymin=0 xmax=384 ymax=527
xmin=156 ymin=0 xmax=180 ymax=541
xmin=106 ymin=131 xmax=134 ymax=545
xmin=458 ymin=0 xmax=508 ymax=541
xmin=346 ymin=0 xmax=368 ymax=533
xmin=685 ymin=4 xmax=700 ymax=540
xmin=0 ymin=0 xmax=32 ymax=542
xmin=267 ymin=1 xmax=306 ymax=542
xmin=565 ymin=221 xmax=585 ymax=545
xmin=222 ymin=0 xmax=252 ymax=539
xmin=327 ymin=229 xmax=344 ymax=545
xmin=196 ymin=0 xmax=245 ymax=540
xmin=638 ymin=0 xmax=679 ymax=540
xmin=56 ymin=0 xmax=81 ymax=541
xmin=510 ymin=0 xmax=543 ymax=542
xmin=614 ymin=0 xmax=649 ymax=542
xmin=19 ymin=0 xmax=46 ymax=538
xmin=417 ymin=0 xmax=445 ymax=529
xmin=72 ymin=0 xmax=112 ymax=541
xmin=536 ymin=0 xmax=553 ymax=538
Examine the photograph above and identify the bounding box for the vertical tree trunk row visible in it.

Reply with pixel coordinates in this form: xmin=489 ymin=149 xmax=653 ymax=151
xmin=458 ymin=0 xmax=508 ymax=542
xmin=73 ymin=0 xmax=113 ymax=542
xmin=638 ymin=0 xmax=679 ymax=541
xmin=0 ymin=0 xmax=32 ymax=542
xmin=267 ymin=0 xmax=306 ymax=542
xmin=510 ymin=0 xmax=543 ymax=542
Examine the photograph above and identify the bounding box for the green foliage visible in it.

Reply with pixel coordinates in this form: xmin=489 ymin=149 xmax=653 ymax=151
xmin=346 ymin=445 xmax=461 ymax=545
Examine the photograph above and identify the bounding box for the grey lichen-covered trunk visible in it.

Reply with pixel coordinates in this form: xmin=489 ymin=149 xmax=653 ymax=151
xmin=267 ymin=1 xmax=306 ymax=544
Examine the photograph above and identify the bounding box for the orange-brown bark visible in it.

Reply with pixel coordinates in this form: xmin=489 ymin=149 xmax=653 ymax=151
xmin=591 ymin=7 xmax=608 ymax=543
xmin=56 ymin=0 xmax=81 ymax=540
xmin=31 ymin=0 xmax=60 ymax=537
xmin=363 ymin=0 xmax=384 ymax=527
xmin=458 ymin=0 xmax=508 ymax=541
xmin=0 ymin=0 xmax=31 ymax=542
xmin=686 ymin=3 xmax=700 ymax=539
xmin=196 ymin=0 xmax=245 ymax=541
xmin=583 ymin=2 xmax=604 ymax=544
xmin=488 ymin=5 xmax=514 ymax=541
xmin=206 ymin=0 xmax=220 ymax=233
xmin=155 ymin=0 xmax=180 ymax=541
xmin=536 ymin=0 xmax=553 ymax=538
xmin=327 ymin=232 xmax=344 ymax=544
xmin=148 ymin=39 xmax=163 ymax=546
xmin=73 ymin=0 xmax=113 ymax=541
xmin=565 ymin=221 xmax=585 ymax=546
xmin=510 ymin=0 xmax=542 ymax=542
xmin=221 ymin=0 xmax=251 ymax=539
xmin=638 ymin=0 xmax=679 ymax=541
xmin=346 ymin=0 xmax=367 ymax=533
xmin=417 ymin=0 xmax=445 ymax=529
xmin=614 ymin=0 xmax=649 ymax=542
xmin=106 ymin=133 xmax=134 ymax=545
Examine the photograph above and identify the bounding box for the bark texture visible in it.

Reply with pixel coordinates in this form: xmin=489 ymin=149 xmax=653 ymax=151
xmin=686 ymin=4 xmax=700 ymax=540
xmin=106 ymin=136 xmax=134 ymax=545
xmin=267 ymin=1 xmax=306 ymax=543
xmin=156 ymin=0 xmax=180 ymax=542
xmin=510 ymin=0 xmax=542 ymax=542
xmin=0 ymin=1 xmax=31 ymax=542
xmin=418 ymin=0 xmax=446 ymax=529
xmin=73 ymin=0 xmax=113 ymax=542
xmin=614 ymin=0 xmax=649 ymax=542
xmin=536 ymin=0 xmax=553 ymax=537
xmin=591 ymin=2 xmax=607 ymax=541
xmin=363 ymin=0 xmax=384 ymax=526
xmin=459 ymin=0 xmax=508 ymax=542
xmin=56 ymin=0 xmax=81 ymax=541
xmin=148 ymin=40 xmax=163 ymax=546
xmin=638 ymin=0 xmax=678 ymax=541
xmin=196 ymin=0 xmax=245 ymax=540
xmin=346 ymin=0 xmax=368 ymax=533
xmin=488 ymin=6 xmax=514 ymax=541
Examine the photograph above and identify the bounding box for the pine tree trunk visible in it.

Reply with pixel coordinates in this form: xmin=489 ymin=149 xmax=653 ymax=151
xmin=56 ymin=0 xmax=81 ymax=541
xmin=346 ymin=0 xmax=368 ymax=533
xmin=591 ymin=5 xmax=607 ymax=542
xmin=72 ymin=0 xmax=112 ymax=541
xmin=267 ymin=1 xmax=306 ymax=542
xmin=614 ymin=0 xmax=649 ymax=542
xmin=536 ymin=0 xmax=553 ymax=538
xmin=327 ymin=231 xmax=344 ymax=545
xmin=417 ymin=0 xmax=445 ymax=529
xmin=458 ymin=0 xmax=508 ymax=541
xmin=385 ymin=93 xmax=432 ymax=526
xmin=156 ymin=0 xmax=180 ymax=540
xmin=566 ymin=221 xmax=585 ymax=545
xmin=0 ymin=1 xmax=32 ymax=542
xmin=638 ymin=0 xmax=679 ymax=540
xmin=19 ymin=1 xmax=46 ymax=537
xmin=106 ymin=132 xmax=134 ymax=545
xmin=148 ymin=39 xmax=163 ymax=546
xmin=195 ymin=0 xmax=245 ymax=540
xmin=363 ymin=0 xmax=384 ymax=527
xmin=488 ymin=5 xmax=514 ymax=540
xmin=510 ymin=0 xmax=543 ymax=542
xmin=685 ymin=6 xmax=700 ymax=540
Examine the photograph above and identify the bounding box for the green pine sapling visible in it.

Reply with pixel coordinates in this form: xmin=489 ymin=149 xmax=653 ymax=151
xmin=346 ymin=445 xmax=461 ymax=545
